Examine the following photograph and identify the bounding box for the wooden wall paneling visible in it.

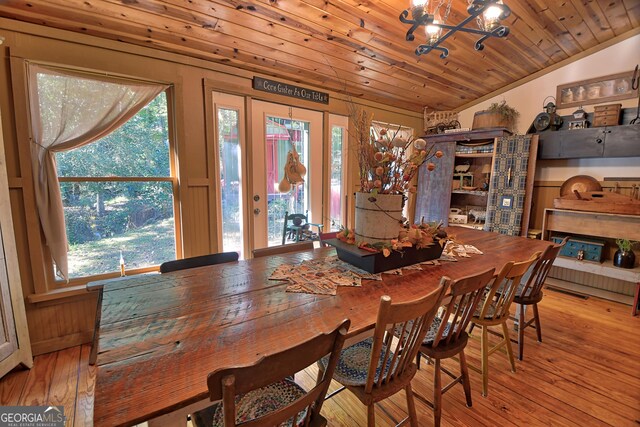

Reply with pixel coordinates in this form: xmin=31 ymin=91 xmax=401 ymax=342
xmin=27 ymin=294 xmax=97 ymax=355
xmin=544 ymin=1 xmax=599 ymax=50
xmin=92 ymin=0 xmax=436 ymax=104
xmin=598 ymin=0 xmax=633 ymax=35
xmin=181 ymin=183 xmax=214 ymax=258
xmin=0 ymin=0 xmax=425 ymax=111
xmin=8 ymin=55 xmax=49 ymax=295
xmin=241 ymin=0 xmax=487 ymax=97
xmin=569 ymin=0 xmax=616 ymax=43
xmin=528 ymin=1 xmax=583 ymax=57
xmin=149 ymin=0 xmax=441 ymax=96
xmin=624 ymin=0 xmax=640 ymax=27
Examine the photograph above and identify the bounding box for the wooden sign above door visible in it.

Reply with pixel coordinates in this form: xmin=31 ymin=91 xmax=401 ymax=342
xmin=253 ymin=77 xmax=329 ymax=105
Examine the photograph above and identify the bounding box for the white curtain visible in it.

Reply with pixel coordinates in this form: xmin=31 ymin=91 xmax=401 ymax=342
xmin=27 ymin=64 xmax=169 ymax=280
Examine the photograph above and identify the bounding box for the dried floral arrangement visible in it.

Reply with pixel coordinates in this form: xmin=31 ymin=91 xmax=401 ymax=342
xmin=338 ymin=220 xmax=448 ymax=257
xmin=349 ymin=105 xmax=444 ymax=195
xmin=336 ymin=103 xmax=447 ymax=256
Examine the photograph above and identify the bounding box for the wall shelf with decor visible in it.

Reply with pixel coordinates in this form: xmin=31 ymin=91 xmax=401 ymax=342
xmin=541 ymin=208 xmax=640 ymax=315
xmin=415 ymin=129 xmax=537 ymax=238
xmin=537 ymin=108 xmax=640 ymax=159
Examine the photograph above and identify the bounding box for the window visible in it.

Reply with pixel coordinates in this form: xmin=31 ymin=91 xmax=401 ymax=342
xmin=56 ymin=92 xmax=177 ymax=278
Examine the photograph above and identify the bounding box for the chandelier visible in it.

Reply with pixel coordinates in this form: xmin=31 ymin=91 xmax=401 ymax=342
xmin=399 ymin=0 xmax=511 ymax=58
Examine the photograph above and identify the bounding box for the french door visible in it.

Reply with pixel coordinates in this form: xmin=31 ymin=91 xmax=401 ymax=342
xmin=212 ymin=92 xmax=248 ymax=258
xmin=251 ymin=101 xmax=323 ymax=249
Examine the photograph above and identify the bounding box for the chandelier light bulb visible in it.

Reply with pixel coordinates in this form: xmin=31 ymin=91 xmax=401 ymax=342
xmin=483 ymin=3 xmax=503 ymax=31
xmin=425 ymin=15 xmax=442 ymax=45
xmin=411 ymin=0 xmax=427 ymax=7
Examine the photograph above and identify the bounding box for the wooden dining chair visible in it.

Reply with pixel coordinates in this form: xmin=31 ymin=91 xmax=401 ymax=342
xmin=318 ymin=283 xmax=448 ymax=427
xmin=513 ymin=237 xmax=568 ymax=360
xmin=471 ymin=252 xmax=540 ymax=397
xmin=417 ymin=268 xmax=496 ymax=427
xmin=191 ymin=319 xmax=350 ymax=427
xmin=252 ymin=241 xmax=314 ymax=258
xmin=159 ymin=251 xmax=239 ymax=273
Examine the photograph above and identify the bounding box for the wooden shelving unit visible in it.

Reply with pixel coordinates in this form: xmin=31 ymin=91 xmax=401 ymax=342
xmin=542 ymin=208 xmax=640 ymax=315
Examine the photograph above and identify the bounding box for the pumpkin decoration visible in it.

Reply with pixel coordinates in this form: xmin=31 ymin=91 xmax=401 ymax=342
xmin=278 ymin=145 xmax=307 ymax=193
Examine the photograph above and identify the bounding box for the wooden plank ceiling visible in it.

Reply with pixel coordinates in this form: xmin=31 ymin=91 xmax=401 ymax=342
xmin=0 ymin=0 xmax=638 ymax=112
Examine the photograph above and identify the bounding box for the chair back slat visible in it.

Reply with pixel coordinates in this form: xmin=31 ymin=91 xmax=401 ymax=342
xmin=479 ymin=253 xmax=541 ymax=321
xmin=159 ymin=251 xmax=239 ymax=273
xmin=365 ymin=283 xmax=448 ymax=394
xmin=431 ymin=268 xmax=496 ymax=347
xmin=207 ymin=319 xmax=350 ymax=427
xmin=519 ymin=237 xmax=568 ymax=299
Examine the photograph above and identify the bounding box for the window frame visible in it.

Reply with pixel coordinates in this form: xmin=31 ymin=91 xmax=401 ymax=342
xmin=50 ymin=88 xmax=181 ymax=287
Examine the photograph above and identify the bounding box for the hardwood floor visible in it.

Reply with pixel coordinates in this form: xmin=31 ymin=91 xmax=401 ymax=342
xmin=2 ymin=289 xmax=638 ymax=426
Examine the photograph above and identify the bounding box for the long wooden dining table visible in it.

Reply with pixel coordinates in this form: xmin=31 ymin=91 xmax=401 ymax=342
xmin=88 ymin=226 xmax=552 ymax=426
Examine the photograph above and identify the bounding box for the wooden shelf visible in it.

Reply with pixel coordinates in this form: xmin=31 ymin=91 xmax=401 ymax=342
xmin=455 ymin=152 xmax=494 ymax=158
xmin=542 ymin=208 xmax=640 ymax=315
xmin=452 ymin=189 xmax=488 ymax=196
xmin=422 ymin=128 xmax=511 ymax=143
xmin=553 ymin=257 xmax=640 ymax=283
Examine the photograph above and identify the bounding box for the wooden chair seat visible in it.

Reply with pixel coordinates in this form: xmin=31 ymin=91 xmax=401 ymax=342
xmin=192 ymin=379 xmax=310 ymax=427
xmin=318 ymin=337 xmax=398 ymax=387
xmin=421 ymin=331 xmax=469 ymax=360
xmin=191 ymin=319 xmax=349 ymax=427
xmin=319 ymin=286 xmax=448 ymax=427
xmin=416 ymin=269 xmax=496 ymax=427
xmin=471 ymin=253 xmax=540 ymax=397
xmin=514 ymin=289 xmax=544 ymax=305
xmin=511 ymin=237 xmax=568 ymax=360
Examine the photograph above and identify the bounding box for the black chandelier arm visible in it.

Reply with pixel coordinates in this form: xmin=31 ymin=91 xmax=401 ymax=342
xmin=399 ymin=9 xmax=435 ymax=42
xmin=416 ymin=44 xmax=449 ymax=59
xmin=400 ymin=0 xmax=511 ymax=58
xmin=467 ymin=0 xmax=511 ymax=20
xmin=474 ymin=25 xmax=509 ymax=51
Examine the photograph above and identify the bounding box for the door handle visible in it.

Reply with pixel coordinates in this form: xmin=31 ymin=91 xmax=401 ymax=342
xmin=254 ymin=208 xmax=261 ymax=215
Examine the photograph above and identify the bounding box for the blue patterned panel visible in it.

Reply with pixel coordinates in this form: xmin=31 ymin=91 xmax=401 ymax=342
xmin=485 ymin=135 xmax=532 ymax=236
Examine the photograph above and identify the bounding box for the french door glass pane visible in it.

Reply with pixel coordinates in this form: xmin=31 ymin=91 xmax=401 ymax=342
xmin=218 ymin=108 xmax=244 ymax=255
xmin=330 ymin=126 xmax=344 ymax=231
xmin=266 ymin=116 xmax=310 ymax=246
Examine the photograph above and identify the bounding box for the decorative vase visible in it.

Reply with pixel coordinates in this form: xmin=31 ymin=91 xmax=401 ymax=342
xmin=354 ymin=192 xmax=403 ymax=245
xmin=613 ymin=249 xmax=635 ymax=269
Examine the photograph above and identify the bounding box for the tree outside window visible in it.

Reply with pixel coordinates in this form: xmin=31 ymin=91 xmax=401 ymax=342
xmin=56 ymin=93 xmax=177 ymax=278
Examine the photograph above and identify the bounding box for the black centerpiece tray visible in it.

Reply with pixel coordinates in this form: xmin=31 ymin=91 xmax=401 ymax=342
xmin=324 ymin=238 xmax=444 ymax=273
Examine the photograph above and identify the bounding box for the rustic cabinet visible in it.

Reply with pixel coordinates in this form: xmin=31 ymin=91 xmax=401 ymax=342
xmin=415 ymin=129 xmax=509 ymax=228
xmin=0 ymin=111 xmax=32 ymax=378
xmin=537 ymin=120 xmax=640 ymax=159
